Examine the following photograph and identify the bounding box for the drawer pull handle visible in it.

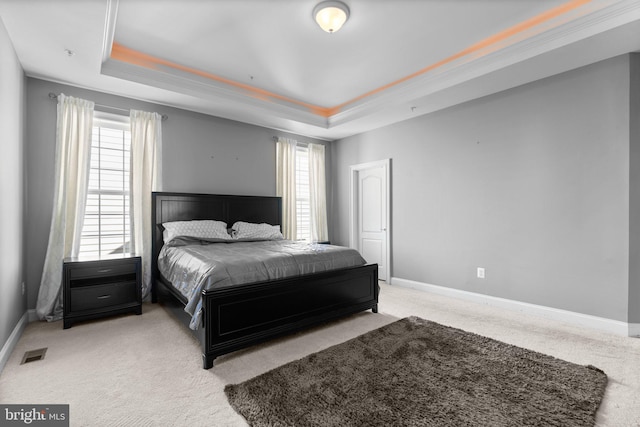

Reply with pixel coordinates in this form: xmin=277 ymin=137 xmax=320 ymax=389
xmin=97 ymin=295 xmax=112 ymax=300
xmin=97 ymin=269 xmax=113 ymax=273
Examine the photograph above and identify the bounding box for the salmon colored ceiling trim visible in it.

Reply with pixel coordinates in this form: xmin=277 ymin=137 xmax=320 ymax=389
xmin=110 ymin=0 xmax=590 ymax=119
xmin=110 ymin=42 xmax=335 ymax=117
xmin=331 ymin=0 xmax=592 ymax=112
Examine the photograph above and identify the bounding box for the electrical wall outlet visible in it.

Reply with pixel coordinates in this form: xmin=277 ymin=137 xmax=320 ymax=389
xmin=21 ymin=282 xmax=25 ymax=295
xmin=477 ymin=268 xmax=485 ymax=279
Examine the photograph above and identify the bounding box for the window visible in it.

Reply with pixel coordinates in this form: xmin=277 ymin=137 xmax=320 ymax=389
xmin=276 ymin=138 xmax=327 ymax=242
xmin=78 ymin=113 xmax=131 ymax=258
xmin=295 ymin=145 xmax=311 ymax=242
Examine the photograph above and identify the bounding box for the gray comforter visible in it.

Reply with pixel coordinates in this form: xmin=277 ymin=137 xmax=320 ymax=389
xmin=158 ymin=239 xmax=367 ymax=329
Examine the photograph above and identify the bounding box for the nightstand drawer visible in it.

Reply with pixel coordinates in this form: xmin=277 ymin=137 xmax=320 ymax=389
xmin=70 ymin=281 xmax=137 ymax=312
xmin=70 ymin=262 xmax=136 ymax=279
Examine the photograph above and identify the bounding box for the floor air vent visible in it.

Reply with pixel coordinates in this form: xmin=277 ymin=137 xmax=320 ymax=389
xmin=21 ymin=348 xmax=47 ymax=364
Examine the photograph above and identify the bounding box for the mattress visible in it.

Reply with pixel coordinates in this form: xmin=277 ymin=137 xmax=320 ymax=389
xmin=157 ymin=239 xmax=367 ymax=329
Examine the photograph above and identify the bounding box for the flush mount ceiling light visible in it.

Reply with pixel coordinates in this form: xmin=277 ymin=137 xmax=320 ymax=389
xmin=313 ymin=1 xmax=350 ymax=33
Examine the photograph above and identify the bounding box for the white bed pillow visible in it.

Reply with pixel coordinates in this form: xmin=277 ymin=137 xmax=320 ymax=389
xmin=231 ymin=221 xmax=284 ymax=240
xmin=162 ymin=220 xmax=231 ymax=243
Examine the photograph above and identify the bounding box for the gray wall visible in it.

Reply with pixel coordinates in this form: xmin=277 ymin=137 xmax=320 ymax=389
xmin=332 ymin=54 xmax=634 ymax=323
xmin=629 ymin=54 xmax=640 ymax=324
xmin=0 ymin=18 xmax=26 ymax=352
xmin=25 ymin=78 xmax=330 ymax=309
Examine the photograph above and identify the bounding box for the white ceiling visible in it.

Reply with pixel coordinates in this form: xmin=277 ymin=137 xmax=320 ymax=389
xmin=1 ymin=0 xmax=639 ymax=140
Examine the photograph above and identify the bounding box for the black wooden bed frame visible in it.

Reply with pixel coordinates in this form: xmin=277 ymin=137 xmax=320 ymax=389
xmin=151 ymin=192 xmax=379 ymax=369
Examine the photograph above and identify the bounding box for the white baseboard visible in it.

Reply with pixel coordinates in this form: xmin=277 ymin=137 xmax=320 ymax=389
xmin=629 ymin=323 xmax=640 ymax=337
xmin=0 ymin=311 xmax=29 ymax=374
xmin=391 ymin=277 xmax=634 ymax=337
xmin=27 ymin=309 xmax=38 ymax=323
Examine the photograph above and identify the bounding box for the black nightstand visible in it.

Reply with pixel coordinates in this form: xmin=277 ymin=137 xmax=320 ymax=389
xmin=63 ymin=254 xmax=142 ymax=329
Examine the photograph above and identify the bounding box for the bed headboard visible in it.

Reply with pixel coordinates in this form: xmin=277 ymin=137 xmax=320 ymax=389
xmin=151 ymin=192 xmax=282 ymax=298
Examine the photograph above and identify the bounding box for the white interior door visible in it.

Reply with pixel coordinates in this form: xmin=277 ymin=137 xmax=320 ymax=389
xmin=350 ymin=160 xmax=390 ymax=281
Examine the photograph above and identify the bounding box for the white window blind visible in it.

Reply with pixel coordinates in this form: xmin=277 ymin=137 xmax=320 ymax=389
xmin=79 ymin=114 xmax=131 ymax=258
xmin=295 ymin=145 xmax=311 ymax=242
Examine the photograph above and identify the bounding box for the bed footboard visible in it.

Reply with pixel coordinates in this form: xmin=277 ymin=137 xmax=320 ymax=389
xmin=201 ymin=263 xmax=378 ymax=369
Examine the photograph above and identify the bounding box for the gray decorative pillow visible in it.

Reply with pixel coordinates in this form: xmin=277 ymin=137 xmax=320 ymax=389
xmin=231 ymin=221 xmax=284 ymax=240
xmin=162 ymin=220 xmax=231 ymax=243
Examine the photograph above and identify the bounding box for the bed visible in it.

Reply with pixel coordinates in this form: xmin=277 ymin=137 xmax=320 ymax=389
xmin=151 ymin=191 xmax=379 ymax=369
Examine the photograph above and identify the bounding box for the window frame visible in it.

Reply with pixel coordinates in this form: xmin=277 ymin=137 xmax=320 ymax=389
xmin=295 ymin=144 xmax=311 ymax=242
xmin=78 ymin=111 xmax=132 ymax=258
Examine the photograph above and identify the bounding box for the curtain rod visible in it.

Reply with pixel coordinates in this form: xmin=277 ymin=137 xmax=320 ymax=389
xmin=48 ymin=92 xmax=168 ymax=121
xmin=273 ymin=136 xmax=311 ymax=148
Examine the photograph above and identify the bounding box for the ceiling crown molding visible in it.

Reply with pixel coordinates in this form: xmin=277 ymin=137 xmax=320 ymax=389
xmin=329 ymin=0 xmax=640 ymax=128
xmin=101 ymin=0 xmax=119 ymax=63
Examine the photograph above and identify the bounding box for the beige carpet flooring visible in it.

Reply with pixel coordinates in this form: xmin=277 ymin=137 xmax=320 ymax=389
xmin=1 ymin=282 xmax=639 ymax=426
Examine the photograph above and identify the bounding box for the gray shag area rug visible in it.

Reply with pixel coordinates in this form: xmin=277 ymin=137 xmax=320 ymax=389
xmin=225 ymin=316 xmax=607 ymax=427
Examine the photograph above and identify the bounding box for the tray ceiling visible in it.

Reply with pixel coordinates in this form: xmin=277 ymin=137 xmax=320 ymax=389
xmin=1 ymin=0 xmax=639 ymax=140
